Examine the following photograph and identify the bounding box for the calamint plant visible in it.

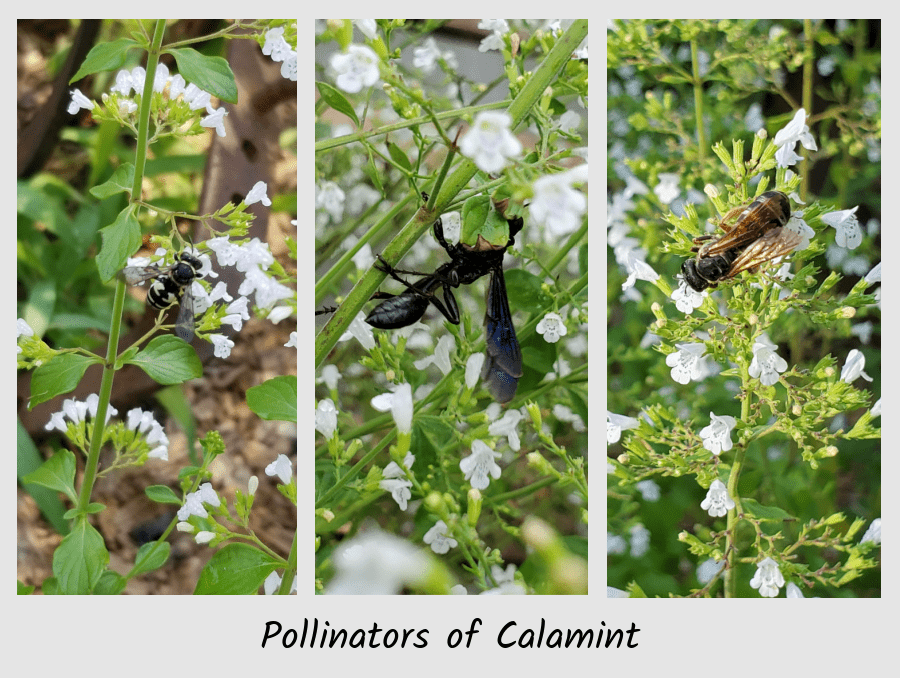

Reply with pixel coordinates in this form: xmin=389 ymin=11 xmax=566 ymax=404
xmin=608 ymin=19 xmax=880 ymax=598
xmin=18 ymin=19 xmax=297 ymax=595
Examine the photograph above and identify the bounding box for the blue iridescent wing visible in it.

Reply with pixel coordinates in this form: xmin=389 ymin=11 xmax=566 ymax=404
xmin=481 ymin=268 xmax=522 ymax=403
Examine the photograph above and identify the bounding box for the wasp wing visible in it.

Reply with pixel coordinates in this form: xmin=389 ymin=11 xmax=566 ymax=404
xmin=122 ymin=265 xmax=162 ymax=285
xmin=701 ymin=192 xmax=791 ymax=257
xmin=174 ymin=285 xmax=195 ymax=342
xmin=481 ymin=268 xmax=522 ymax=403
xmin=726 ymin=227 xmax=803 ymax=278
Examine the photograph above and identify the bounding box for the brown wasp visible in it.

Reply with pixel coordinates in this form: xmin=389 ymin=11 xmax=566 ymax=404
xmin=681 ymin=190 xmax=802 ymax=292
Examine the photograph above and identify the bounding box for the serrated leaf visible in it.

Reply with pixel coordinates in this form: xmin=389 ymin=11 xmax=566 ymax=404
xmin=167 ymin=48 xmax=238 ymax=103
xmin=125 ymin=336 xmax=203 ymax=384
xmin=70 ymin=39 xmax=141 ymax=83
xmin=247 ymin=375 xmax=297 ymax=422
xmin=29 ymin=353 xmax=99 ymax=408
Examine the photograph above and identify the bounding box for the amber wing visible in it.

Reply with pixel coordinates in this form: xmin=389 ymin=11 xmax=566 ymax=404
xmin=725 ymin=227 xmax=803 ymax=278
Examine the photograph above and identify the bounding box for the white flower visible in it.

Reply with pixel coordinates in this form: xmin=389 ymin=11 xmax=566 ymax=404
xmin=316 ymin=181 xmax=346 ymax=221
xmin=315 ymin=399 xmax=338 ymax=438
xmin=379 ymin=478 xmax=412 ymax=510
xmin=465 ymin=353 xmax=485 ymax=389
xmin=865 ymin=262 xmax=881 ymax=284
xmin=607 ymin=411 xmax=639 ymax=445
xmin=773 ymin=108 xmax=817 ymax=167
xmin=413 ymin=334 xmax=455 ymax=375
xmin=529 ymin=169 xmax=586 ymax=237
xmin=67 ymin=88 xmax=94 ymax=114
xmin=635 ymin=480 xmax=660 ymax=502
xmin=194 ymin=531 xmax=216 ymax=545
xmin=749 ymin=339 xmax=788 ymax=386
xmin=460 ymin=440 xmax=502 ymax=490
xmin=749 ymin=556 xmax=785 ymax=598
xmin=822 ymin=206 xmax=862 ymax=249
xmin=654 ymin=173 xmax=680 ymax=205
xmin=666 ymin=342 xmax=707 ymax=385
xmin=629 ymin=524 xmax=651 ymax=558
xmin=331 ymin=44 xmax=380 ymax=94
xmin=672 ymin=277 xmax=707 ymax=313
xmin=245 ymin=181 xmax=272 ymax=207
xmin=209 ymin=334 xmax=234 ymax=359
xmin=488 ymin=408 xmax=524 ymax=451
xmin=699 ymin=412 xmax=737 ymax=456
xmin=371 ymin=383 xmax=413 ymax=434
xmin=17 ymin=318 xmax=34 ymax=339
xmin=424 ymin=520 xmax=458 ymax=554
xmin=840 ymin=348 xmax=872 ymax=383
xmin=177 ymin=483 xmax=220 ymax=521
xmin=265 ymin=454 xmax=293 ymax=484
xmin=324 ymin=528 xmax=428 ymax=595
xmin=700 ymin=479 xmax=735 ymax=518
xmin=459 ymin=111 xmax=522 ymax=174
xmin=860 ymin=518 xmax=881 ymax=545
xmin=536 ymin=312 xmax=567 ymax=343
xmin=262 ymin=27 xmax=293 ymax=62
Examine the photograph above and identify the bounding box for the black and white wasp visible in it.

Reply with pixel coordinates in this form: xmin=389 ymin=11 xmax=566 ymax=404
xmin=122 ymin=251 xmax=204 ymax=342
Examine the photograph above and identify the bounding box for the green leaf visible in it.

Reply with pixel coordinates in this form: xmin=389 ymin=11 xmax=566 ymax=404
xmin=29 ymin=353 xmax=99 ymax=408
xmin=387 ymin=141 xmax=412 ymax=172
xmin=741 ymin=498 xmax=796 ymax=522
xmin=93 ymin=571 xmax=127 ymax=595
xmin=167 ymin=48 xmax=238 ymax=103
xmin=146 ymin=484 xmax=182 ymax=505
xmin=70 ymin=39 xmax=141 ymax=83
xmin=132 ymin=541 xmax=171 ymax=577
xmin=53 ymin=516 xmax=109 ymax=595
xmin=22 ymin=449 xmax=78 ymax=503
xmin=18 ymin=419 xmax=69 ymax=534
xmin=97 ymin=206 xmax=142 ymax=282
xmin=246 ymin=375 xmax=297 ymax=422
xmin=193 ymin=543 xmax=280 ymax=595
xmin=125 ymin=336 xmax=203 ymax=384
xmin=89 ymin=163 xmax=135 ymax=200
xmin=316 ymin=81 xmax=359 ymax=126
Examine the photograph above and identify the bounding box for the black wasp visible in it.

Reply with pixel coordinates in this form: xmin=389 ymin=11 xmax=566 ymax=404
xmin=122 ymin=250 xmax=203 ymax=342
xmin=681 ymin=190 xmax=802 ymax=292
xmin=366 ymin=215 xmax=523 ymax=403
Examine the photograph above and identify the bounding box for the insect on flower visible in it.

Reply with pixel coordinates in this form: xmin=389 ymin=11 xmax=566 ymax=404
xmin=681 ymin=191 xmax=802 ymax=292
xmin=122 ymin=250 xmax=204 ymax=342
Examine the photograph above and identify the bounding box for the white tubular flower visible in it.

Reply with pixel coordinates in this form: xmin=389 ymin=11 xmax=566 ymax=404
xmin=840 ymin=348 xmax=872 ymax=383
xmin=607 ymin=411 xmax=639 ymax=445
xmin=423 ymin=520 xmax=457 ymax=554
xmin=749 ymin=556 xmax=785 ymax=598
xmin=459 ymin=111 xmax=522 ymax=174
xmin=265 ymin=454 xmax=293 ymax=484
xmin=666 ymin=342 xmax=707 ymax=385
xmin=749 ymin=339 xmax=788 ymax=386
xmin=822 ymin=206 xmax=862 ymax=249
xmin=773 ymin=108 xmax=817 ymax=167
xmin=699 ymin=412 xmax=737 ymax=456
xmin=331 ymin=44 xmax=380 ymax=94
xmin=700 ymin=479 xmax=735 ymax=518
xmin=315 ymin=399 xmax=338 ymax=438
xmin=460 ymin=440 xmax=502 ymax=490
xmin=536 ymin=312 xmax=567 ymax=343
